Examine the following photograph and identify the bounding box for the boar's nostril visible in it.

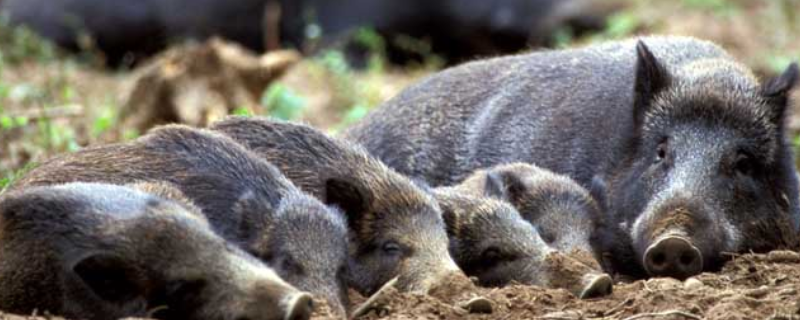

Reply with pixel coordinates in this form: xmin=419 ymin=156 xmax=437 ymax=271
xmin=643 ymin=236 xmax=703 ymax=279
xmin=651 ymin=252 xmax=667 ymax=267
xmin=284 ymin=293 xmax=314 ymax=320
xmin=680 ymin=252 xmax=696 ymax=265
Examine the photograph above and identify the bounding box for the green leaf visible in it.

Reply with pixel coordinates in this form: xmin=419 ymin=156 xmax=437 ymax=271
xmin=343 ymin=104 xmax=370 ymax=124
xmin=232 ymin=107 xmax=254 ymax=117
xmin=0 ymin=115 xmax=13 ymax=129
xmin=13 ymin=116 xmax=28 ymax=127
xmin=765 ymin=55 xmax=797 ymax=74
xmin=604 ymin=12 xmax=639 ymax=39
xmin=319 ymin=50 xmax=351 ymax=76
xmin=261 ymin=83 xmax=306 ymax=121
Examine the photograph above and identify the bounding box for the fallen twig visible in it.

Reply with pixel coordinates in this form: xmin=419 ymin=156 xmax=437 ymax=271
xmin=8 ymin=104 xmax=85 ymax=120
xmin=602 ymin=297 xmax=635 ymax=317
xmin=350 ymin=277 xmax=399 ymax=319
xmin=621 ymin=310 xmax=702 ymax=320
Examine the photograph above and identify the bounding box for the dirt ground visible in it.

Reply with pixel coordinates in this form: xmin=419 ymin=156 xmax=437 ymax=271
xmin=331 ymin=251 xmax=800 ymax=320
xmin=2 ymin=251 xmax=798 ymax=320
xmin=2 ymin=0 xmax=800 ymax=319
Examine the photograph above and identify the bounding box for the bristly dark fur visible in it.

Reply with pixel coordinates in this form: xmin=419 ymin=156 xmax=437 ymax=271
xmin=210 ymin=117 xmax=441 ymax=244
xmin=9 ymin=125 xmax=348 ymax=312
xmin=453 ymin=163 xmax=604 ymax=265
xmin=211 ymin=117 xmax=460 ymax=295
xmin=0 ymin=182 xmax=302 ymax=320
xmin=343 ymin=36 xmax=800 ymax=278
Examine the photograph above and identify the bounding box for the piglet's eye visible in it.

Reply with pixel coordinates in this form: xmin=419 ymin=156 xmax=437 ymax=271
xmin=482 ymin=247 xmax=502 ymax=260
xmin=382 ymin=241 xmax=402 ymax=256
xmin=734 ymin=152 xmax=755 ymax=176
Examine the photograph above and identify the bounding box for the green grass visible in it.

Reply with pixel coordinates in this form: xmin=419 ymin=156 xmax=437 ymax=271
xmin=0 ymin=23 xmax=90 ymax=179
xmin=0 ymin=14 xmax=59 ymax=65
xmin=0 ymin=162 xmax=36 ymax=195
xmin=261 ymin=83 xmax=307 ymax=121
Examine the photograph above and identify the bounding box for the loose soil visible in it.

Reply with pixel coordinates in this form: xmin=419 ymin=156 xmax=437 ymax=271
xmin=335 ymin=251 xmax=800 ymax=320
xmin=4 ymin=251 xmax=796 ymax=320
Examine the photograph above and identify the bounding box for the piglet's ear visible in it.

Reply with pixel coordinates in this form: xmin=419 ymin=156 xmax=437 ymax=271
xmin=633 ymin=41 xmax=671 ymax=129
xmin=588 ymin=175 xmax=609 ymax=214
xmin=438 ymin=202 xmax=460 ymax=238
xmin=483 ymin=171 xmax=526 ymax=205
xmin=325 ymin=178 xmax=371 ymax=230
xmin=484 ymin=172 xmax=508 ymax=200
xmin=74 ymin=253 xmax=147 ymax=305
xmin=761 ymin=62 xmax=799 ymax=125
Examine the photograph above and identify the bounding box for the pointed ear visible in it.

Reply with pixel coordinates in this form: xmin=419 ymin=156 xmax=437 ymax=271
xmin=483 ymin=170 xmax=527 ymax=205
xmin=761 ymin=62 xmax=799 ymax=125
xmin=324 ymin=178 xmax=372 ymax=230
xmin=633 ymin=41 xmax=671 ymax=129
xmin=483 ymin=172 xmax=508 ymax=200
xmin=73 ymin=253 xmax=147 ymax=304
xmin=438 ymin=202 xmax=460 ymax=238
xmin=588 ymin=175 xmax=609 ymax=214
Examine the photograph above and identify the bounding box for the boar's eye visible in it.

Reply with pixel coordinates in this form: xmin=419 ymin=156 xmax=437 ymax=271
xmin=655 ymin=140 xmax=668 ymax=162
xmin=734 ymin=152 xmax=755 ymax=176
xmin=381 ymin=241 xmax=403 ymax=256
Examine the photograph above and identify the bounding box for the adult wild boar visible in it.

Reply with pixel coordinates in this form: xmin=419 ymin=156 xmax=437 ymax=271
xmin=344 ymin=36 xmax=800 ymax=279
xmin=11 ymin=125 xmax=348 ymax=314
xmin=0 ymin=182 xmax=311 ymax=320
xmin=211 ymin=116 xmax=464 ymax=295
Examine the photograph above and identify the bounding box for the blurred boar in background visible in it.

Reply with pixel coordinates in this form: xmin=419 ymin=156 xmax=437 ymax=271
xmin=0 ymin=0 xmax=617 ymax=66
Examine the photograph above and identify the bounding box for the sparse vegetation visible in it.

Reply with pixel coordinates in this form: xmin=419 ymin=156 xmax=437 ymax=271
xmin=1 ymin=0 xmax=800 ymax=185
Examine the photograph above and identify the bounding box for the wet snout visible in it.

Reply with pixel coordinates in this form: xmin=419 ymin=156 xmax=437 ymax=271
xmin=282 ymin=292 xmax=314 ymax=320
xmin=643 ymin=235 xmax=703 ymax=279
xmin=580 ymin=273 xmax=613 ymax=299
xmin=542 ymin=251 xmax=614 ymax=299
xmin=405 ymin=256 xmax=472 ymax=295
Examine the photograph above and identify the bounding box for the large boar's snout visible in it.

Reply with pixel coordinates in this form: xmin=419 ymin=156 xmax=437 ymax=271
xmin=284 ymin=292 xmax=314 ymax=320
xmin=643 ymin=236 xmax=703 ymax=279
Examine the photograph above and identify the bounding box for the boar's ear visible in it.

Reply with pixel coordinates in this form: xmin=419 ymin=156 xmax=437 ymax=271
xmin=761 ymin=62 xmax=799 ymax=125
xmin=588 ymin=175 xmax=609 ymax=214
xmin=633 ymin=41 xmax=671 ymax=128
xmin=325 ymin=178 xmax=372 ymax=229
xmin=74 ymin=253 xmax=148 ymax=305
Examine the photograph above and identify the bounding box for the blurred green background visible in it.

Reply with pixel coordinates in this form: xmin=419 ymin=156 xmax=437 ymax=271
xmin=1 ymin=0 xmax=799 ymax=193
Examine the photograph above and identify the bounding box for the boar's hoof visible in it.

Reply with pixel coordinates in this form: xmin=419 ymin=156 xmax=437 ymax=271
xmin=460 ymin=297 xmax=494 ymax=314
xmin=285 ymin=292 xmax=314 ymax=320
xmin=644 ymin=236 xmax=703 ymax=279
xmin=579 ymin=273 xmax=613 ymax=299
